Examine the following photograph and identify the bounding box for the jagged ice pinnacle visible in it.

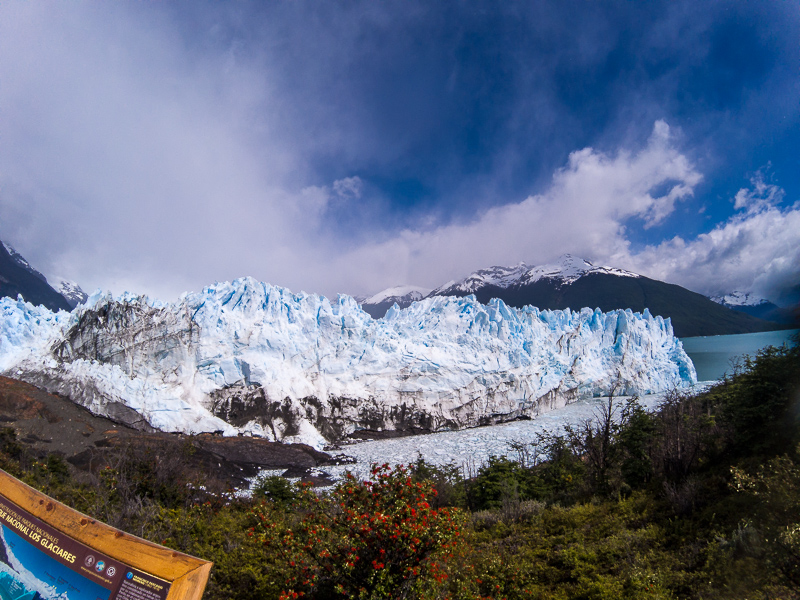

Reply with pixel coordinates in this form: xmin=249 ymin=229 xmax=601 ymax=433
xmin=0 ymin=278 xmax=696 ymax=449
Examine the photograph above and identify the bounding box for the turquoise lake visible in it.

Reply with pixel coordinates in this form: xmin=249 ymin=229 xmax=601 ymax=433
xmin=680 ymin=328 xmax=798 ymax=382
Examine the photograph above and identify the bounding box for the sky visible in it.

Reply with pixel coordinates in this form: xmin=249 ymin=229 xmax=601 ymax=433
xmin=1 ymin=1 xmax=798 ymax=306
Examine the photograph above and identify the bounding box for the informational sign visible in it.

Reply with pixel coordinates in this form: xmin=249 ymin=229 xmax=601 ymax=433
xmin=0 ymin=493 xmax=170 ymax=600
xmin=0 ymin=470 xmax=210 ymax=600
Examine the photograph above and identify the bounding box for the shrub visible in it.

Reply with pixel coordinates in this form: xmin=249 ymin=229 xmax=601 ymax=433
xmin=731 ymin=448 xmax=800 ymax=589
xmin=409 ymin=455 xmax=466 ymax=508
xmin=253 ymin=474 xmax=299 ymax=507
xmin=251 ymin=463 xmax=465 ymax=599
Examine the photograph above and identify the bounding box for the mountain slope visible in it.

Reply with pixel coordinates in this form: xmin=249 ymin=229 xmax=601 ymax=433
xmin=0 ymin=242 xmax=71 ymax=312
xmin=710 ymin=292 xmax=798 ymax=326
xmin=428 ymin=255 xmax=784 ymax=337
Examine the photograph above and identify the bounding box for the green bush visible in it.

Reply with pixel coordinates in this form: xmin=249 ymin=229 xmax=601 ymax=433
xmin=251 ymin=464 xmax=465 ymax=599
xmin=409 ymin=455 xmax=467 ymax=508
xmin=252 ymin=474 xmax=299 ymax=507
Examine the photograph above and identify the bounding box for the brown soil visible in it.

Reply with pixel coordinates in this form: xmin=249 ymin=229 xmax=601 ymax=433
xmin=0 ymin=376 xmax=339 ymax=488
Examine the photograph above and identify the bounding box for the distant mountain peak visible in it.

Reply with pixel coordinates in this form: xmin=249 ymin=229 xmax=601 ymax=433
xmin=710 ymin=291 xmax=769 ymax=307
xmin=431 ymin=254 xmax=639 ymax=296
xmin=54 ymin=278 xmax=89 ymax=308
xmin=357 ymin=285 xmax=432 ymax=318
xmin=418 ymin=254 xmax=783 ymax=337
xmin=517 ymin=254 xmax=639 ymax=286
xmin=0 ymin=240 xmax=71 ymax=312
xmin=707 ymin=291 xmax=795 ymax=327
xmin=361 ymin=285 xmax=431 ymax=306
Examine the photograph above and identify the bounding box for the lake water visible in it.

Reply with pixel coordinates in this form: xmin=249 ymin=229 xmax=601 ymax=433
xmin=680 ymin=328 xmax=798 ymax=382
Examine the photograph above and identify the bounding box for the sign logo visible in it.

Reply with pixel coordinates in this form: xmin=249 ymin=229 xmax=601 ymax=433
xmin=95 ymin=560 xmax=105 ymax=573
xmin=126 ymin=572 xmax=133 ymax=580
xmin=84 ymin=555 xmax=95 ymax=567
xmin=106 ymin=566 xmax=116 ymax=577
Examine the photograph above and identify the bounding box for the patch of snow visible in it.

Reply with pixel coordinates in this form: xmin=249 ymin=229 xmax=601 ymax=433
xmin=709 ymin=291 xmax=769 ymax=307
xmin=518 ymin=254 xmax=640 ymax=286
xmin=2 ymin=242 xmax=48 ymax=283
xmin=53 ymin=278 xmax=88 ymax=308
xmin=362 ymin=285 xmax=432 ymax=305
xmin=432 ymin=254 xmax=640 ymax=296
xmin=430 ymin=263 xmax=530 ymax=295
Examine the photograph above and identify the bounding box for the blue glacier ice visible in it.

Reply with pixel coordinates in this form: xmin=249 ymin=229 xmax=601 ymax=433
xmin=0 ymin=278 xmax=696 ymax=448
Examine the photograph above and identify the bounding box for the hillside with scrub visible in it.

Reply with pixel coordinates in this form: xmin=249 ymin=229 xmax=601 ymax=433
xmin=1 ymin=338 xmax=798 ymax=599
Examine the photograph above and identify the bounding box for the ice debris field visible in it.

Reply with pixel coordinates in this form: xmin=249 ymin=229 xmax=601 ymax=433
xmin=267 ymin=386 xmax=710 ymax=485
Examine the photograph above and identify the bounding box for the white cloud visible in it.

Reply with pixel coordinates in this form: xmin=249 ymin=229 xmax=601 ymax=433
xmin=624 ymin=185 xmax=800 ymax=305
xmin=732 ymin=168 xmax=785 ymax=212
xmin=333 ymin=176 xmax=364 ymax=200
xmin=326 ymin=129 xmax=798 ymax=308
xmin=327 ymin=121 xmax=704 ymax=294
xmin=0 ymin=2 xmax=322 ymax=299
xmin=0 ymin=3 xmax=795 ymax=309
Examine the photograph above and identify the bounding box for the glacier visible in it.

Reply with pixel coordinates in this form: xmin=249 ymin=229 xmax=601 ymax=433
xmin=0 ymin=278 xmax=696 ymax=449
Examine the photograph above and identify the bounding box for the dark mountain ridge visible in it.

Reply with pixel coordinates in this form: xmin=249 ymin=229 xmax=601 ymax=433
xmin=359 ymin=255 xmax=790 ymax=338
xmin=462 ymin=270 xmax=785 ymax=338
xmin=0 ymin=241 xmax=71 ymax=312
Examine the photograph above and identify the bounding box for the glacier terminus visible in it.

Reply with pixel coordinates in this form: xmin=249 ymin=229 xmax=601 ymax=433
xmin=0 ymin=277 xmax=696 ymax=449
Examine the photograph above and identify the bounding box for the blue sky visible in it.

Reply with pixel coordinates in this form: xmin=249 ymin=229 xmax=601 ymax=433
xmin=1 ymin=1 xmax=798 ymax=305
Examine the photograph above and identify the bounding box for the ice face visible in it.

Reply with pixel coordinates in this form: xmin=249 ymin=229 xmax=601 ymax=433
xmin=0 ymin=296 xmax=66 ymax=372
xmin=0 ymin=278 xmax=696 ymax=449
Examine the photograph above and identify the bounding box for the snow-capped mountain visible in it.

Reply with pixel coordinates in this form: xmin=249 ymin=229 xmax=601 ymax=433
xmin=516 ymin=255 xmax=640 ymax=286
xmin=0 ymin=278 xmax=696 ymax=449
xmin=430 ymin=263 xmax=532 ymax=296
xmin=2 ymin=241 xmax=48 ymax=283
xmin=710 ymin=291 xmax=797 ymax=326
xmin=358 ymin=285 xmax=431 ymax=319
xmin=426 ymin=254 xmax=781 ymax=337
xmin=1 ymin=240 xmax=86 ymax=310
xmin=0 ymin=240 xmax=71 ymax=312
xmin=54 ymin=278 xmax=88 ymax=308
xmin=709 ymin=291 xmax=769 ymax=308
xmin=430 ymin=255 xmax=638 ymax=296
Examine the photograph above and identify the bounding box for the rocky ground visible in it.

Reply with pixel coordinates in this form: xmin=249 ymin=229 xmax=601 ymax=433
xmin=0 ymin=376 xmax=345 ymax=488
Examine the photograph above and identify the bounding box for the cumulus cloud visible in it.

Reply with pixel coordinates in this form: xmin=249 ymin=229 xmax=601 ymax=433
xmin=0 ymin=2 xmax=796 ymax=308
xmin=732 ymin=168 xmax=785 ymax=212
xmin=328 ymin=121 xmax=704 ymax=293
xmin=328 ymin=129 xmax=797 ymax=307
xmin=333 ymin=177 xmax=364 ymax=200
xmin=624 ymin=180 xmax=800 ymax=305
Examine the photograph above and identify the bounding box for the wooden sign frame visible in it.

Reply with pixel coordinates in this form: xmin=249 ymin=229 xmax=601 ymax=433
xmin=0 ymin=468 xmax=211 ymax=600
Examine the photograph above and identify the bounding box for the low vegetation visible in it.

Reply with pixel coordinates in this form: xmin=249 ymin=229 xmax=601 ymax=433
xmin=1 ymin=338 xmax=798 ymax=599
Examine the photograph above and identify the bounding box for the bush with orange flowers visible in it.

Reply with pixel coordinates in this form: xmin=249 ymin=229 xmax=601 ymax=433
xmin=250 ymin=463 xmax=465 ymax=599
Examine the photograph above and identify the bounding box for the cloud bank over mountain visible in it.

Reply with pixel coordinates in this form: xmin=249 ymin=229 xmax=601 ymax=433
xmin=0 ymin=1 xmax=797 ymax=305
